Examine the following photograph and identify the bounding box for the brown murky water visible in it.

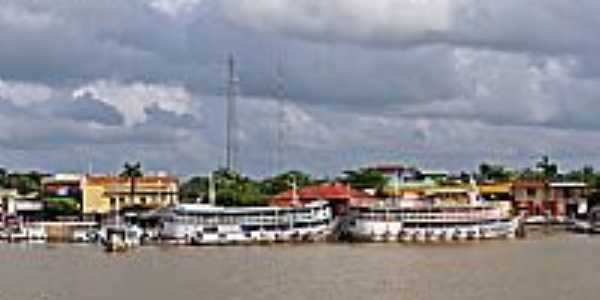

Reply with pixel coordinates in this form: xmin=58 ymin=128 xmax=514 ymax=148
xmin=0 ymin=234 xmax=599 ymax=300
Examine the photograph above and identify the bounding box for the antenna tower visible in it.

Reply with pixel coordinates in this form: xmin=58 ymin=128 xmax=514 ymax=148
xmin=226 ymin=53 xmax=239 ymax=172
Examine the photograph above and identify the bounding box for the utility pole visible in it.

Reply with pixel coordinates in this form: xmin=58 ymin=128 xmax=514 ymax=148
xmin=208 ymin=171 xmax=216 ymax=206
xmin=225 ymin=53 xmax=239 ymax=172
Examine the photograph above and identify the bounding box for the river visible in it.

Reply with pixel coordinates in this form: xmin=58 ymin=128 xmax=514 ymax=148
xmin=0 ymin=233 xmax=598 ymax=300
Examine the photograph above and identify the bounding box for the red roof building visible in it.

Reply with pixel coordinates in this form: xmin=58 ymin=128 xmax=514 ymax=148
xmin=269 ymin=182 xmax=376 ymax=214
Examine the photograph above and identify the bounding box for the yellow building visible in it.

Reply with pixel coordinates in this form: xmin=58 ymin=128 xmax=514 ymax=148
xmin=478 ymin=181 xmax=514 ymax=217
xmin=81 ymin=174 xmax=179 ymax=215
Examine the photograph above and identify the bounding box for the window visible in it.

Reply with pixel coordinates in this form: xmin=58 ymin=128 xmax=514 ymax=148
xmin=527 ymin=188 xmax=536 ymax=198
xmin=110 ymin=198 xmax=116 ymax=207
xmin=140 ymin=197 xmax=147 ymax=205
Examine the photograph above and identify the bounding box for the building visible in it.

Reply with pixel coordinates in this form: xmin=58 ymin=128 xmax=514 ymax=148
xmin=269 ymin=182 xmax=376 ymax=215
xmin=1 ymin=188 xmax=44 ymax=223
xmin=478 ymin=181 xmax=514 ymax=217
xmin=81 ymin=174 xmax=179 ymax=216
xmin=371 ymin=164 xmax=443 ymax=199
xmin=512 ymin=179 xmax=547 ymax=217
xmin=513 ymin=179 xmax=588 ymax=220
xmin=549 ymin=182 xmax=588 ymax=219
xmin=0 ymin=188 xmax=18 ymax=215
xmin=41 ymin=173 xmax=83 ymax=218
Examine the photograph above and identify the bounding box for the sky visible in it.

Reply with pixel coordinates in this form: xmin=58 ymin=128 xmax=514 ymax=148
xmin=1 ymin=0 xmax=600 ymax=177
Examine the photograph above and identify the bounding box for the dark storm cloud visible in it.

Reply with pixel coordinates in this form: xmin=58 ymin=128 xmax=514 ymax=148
xmin=144 ymin=103 xmax=202 ymax=128
xmin=49 ymin=92 xmax=125 ymax=126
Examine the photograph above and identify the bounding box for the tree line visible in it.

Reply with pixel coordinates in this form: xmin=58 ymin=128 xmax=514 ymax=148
xmin=4 ymin=156 xmax=600 ymax=208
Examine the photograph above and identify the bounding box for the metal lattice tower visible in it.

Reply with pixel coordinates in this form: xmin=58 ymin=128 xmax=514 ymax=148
xmin=275 ymin=60 xmax=287 ymax=174
xmin=226 ymin=53 xmax=239 ymax=172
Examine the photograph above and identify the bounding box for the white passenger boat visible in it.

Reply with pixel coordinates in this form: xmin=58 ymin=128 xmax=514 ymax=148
xmin=101 ymin=225 xmax=142 ymax=252
xmin=159 ymin=201 xmax=332 ymax=245
xmin=2 ymin=223 xmax=47 ymax=242
xmin=347 ymin=204 xmax=519 ymax=243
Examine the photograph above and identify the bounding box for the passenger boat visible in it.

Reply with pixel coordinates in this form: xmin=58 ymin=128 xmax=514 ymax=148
xmin=346 ymin=202 xmax=519 ymax=243
xmin=0 ymin=223 xmax=48 ymax=242
xmin=101 ymin=225 xmax=142 ymax=252
xmin=159 ymin=201 xmax=332 ymax=245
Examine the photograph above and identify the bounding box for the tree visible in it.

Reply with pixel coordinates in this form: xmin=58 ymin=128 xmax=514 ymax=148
xmin=0 ymin=167 xmax=6 ymax=187
xmin=208 ymin=168 xmax=267 ymax=206
xmin=340 ymin=168 xmax=387 ymax=192
xmin=260 ymin=170 xmax=315 ymax=196
xmin=5 ymin=171 xmax=44 ymax=195
xmin=478 ymin=162 xmax=512 ymax=181
xmin=120 ymin=162 xmax=143 ymax=207
xmin=180 ymin=176 xmax=209 ymax=202
xmin=536 ymin=155 xmax=558 ymax=180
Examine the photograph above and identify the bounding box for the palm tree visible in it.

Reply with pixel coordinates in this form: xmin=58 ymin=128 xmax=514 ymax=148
xmin=120 ymin=162 xmax=143 ymax=208
xmin=535 ymin=156 xmax=559 ymax=221
xmin=536 ymin=155 xmax=558 ymax=180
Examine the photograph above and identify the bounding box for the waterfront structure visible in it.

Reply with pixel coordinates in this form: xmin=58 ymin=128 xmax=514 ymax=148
xmin=374 ymin=164 xmax=448 ymax=200
xmin=549 ymin=182 xmax=588 ymax=220
xmin=159 ymin=200 xmax=332 ymax=245
xmin=512 ymin=179 xmax=547 ymax=218
xmin=0 ymin=189 xmax=44 ymax=222
xmin=478 ymin=181 xmax=514 ymax=218
xmin=0 ymin=188 xmax=18 ymax=215
xmin=513 ymin=179 xmax=588 ymax=221
xmin=81 ymin=173 xmax=179 ymax=216
xmin=269 ymin=182 xmax=376 ymax=215
xmin=41 ymin=173 xmax=83 ymax=218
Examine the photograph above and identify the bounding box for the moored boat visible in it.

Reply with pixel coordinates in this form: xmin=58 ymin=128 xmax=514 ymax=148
xmin=158 ymin=200 xmax=332 ymax=246
xmin=346 ymin=204 xmax=519 ymax=243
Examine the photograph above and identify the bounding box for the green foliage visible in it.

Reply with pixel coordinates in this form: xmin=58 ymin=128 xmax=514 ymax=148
xmin=119 ymin=161 xmax=143 ymax=203
xmin=45 ymin=197 xmax=80 ymax=216
xmin=340 ymin=168 xmax=387 ymax=191
xmin=120 ymin=162 xmax=143 ymax=178
xmin=180 ymin=169 xmax=320 ymax=206
xmin=212 ymin=168 xmax=266 ymax=206
xmin=0 ymin=167 xmax=6 ymax=187
xmin=535 ymin=155 xmax=558 ymax=180
xmin=260 ymin=170 xmax=315 ymax=196
xmin=3 ymin=171 xmax=44 ymax=195
xmin=180 ymin=176 xmax=209 ymax=202
xmin=478 ymin=163 xmax=513 ymax=181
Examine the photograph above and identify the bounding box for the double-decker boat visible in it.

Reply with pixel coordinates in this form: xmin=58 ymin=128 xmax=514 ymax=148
xmin=158 ymin=201 xmax=332 ymax=245
xmin=347 ymin=204 xmax=519 ymax=242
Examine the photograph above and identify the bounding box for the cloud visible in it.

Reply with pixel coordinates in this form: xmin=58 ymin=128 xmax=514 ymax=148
xmin=72 ymin=80 xmax=196 ymax=126
xmin=148 ymin=0 xmax=205 ymax=17
xmin=2 ymin=0 xmax=600 ymax=175
xmin=222 ymin=0 xmax=452 ymax=46
xmin=0 ymin=78 xmax=54 ymax=107
xmin=222 ymin=0 xmax=600 ymax=54
xmin=51 ymin=91 xmax=125 ymax=126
